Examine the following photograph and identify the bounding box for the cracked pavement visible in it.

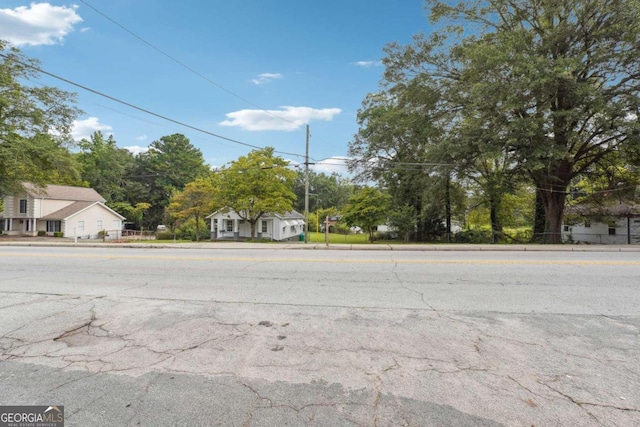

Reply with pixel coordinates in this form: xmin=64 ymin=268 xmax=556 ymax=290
xmin=0 ymin=247 xmax=639 ymax=426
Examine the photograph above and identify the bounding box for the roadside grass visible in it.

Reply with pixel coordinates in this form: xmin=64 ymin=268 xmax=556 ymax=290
xmin=138 ymin=228 xmax=534 ymax=245
xmin=307 ymin=232 xmax=381 ymax=244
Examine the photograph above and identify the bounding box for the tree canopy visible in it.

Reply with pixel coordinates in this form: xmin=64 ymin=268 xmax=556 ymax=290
xmin=77 ymin=131 xmax=137 ymax=203
xmin=219 ymin=147 xmax=296 ymax=239
xmin=353 ymin=0 xmax=640 ymax=243
xmin=134 ymin=133 xmax=210 ymax=227
xmin=166 ymin=176 xmax=220 ymax=241
xmin=341 ymin=187 xmax=391 ymax=242
xmin=0 ymin=41 xmax=82 ymax=195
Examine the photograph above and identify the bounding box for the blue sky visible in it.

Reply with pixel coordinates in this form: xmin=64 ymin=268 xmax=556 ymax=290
xmin=1 ymin=1 xmax=429 ymax=174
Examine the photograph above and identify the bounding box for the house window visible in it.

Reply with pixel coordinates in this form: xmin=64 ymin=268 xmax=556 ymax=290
xmin=608 ymin=222 xmax=616 ymax=236
xmin=261 ymin=221 xmax=267 ymax=233
xmin=226 ymin=220 xmax=233 ymax=232
xmin=19 ymin=199 xmax=27 ymax=214
xmin=213 ymin=219 xmax=218 ymax=232
xmin=291 ymin=225 xmax=296 ymax=232
xmin=563 ymin=225 xmax=569 ymax=232
xmin=47 ymin=221 xmax=61 ymax=232
xmin=584 ymin=220 xmax=591 ymax=228
xmin=77 ymin=221 xmax=85 ymax=232
xmin=96 ymin=220 xmax=103 ymax=230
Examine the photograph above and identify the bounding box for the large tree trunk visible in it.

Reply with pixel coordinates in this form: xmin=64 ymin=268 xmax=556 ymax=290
xmin=534 ymin=162 xmax=572 ymax=244
xmin=532 ymin=189 xmax=547 ymax=243
xmin=250 ymin=220 xmax=256 ymax=241
xmin=540 ymin=187 xmax=567 ymax=244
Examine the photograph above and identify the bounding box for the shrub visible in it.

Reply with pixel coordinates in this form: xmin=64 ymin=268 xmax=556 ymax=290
xmin=53 ymin=232 xmax=64 ymax=238
xmin=37 ymin=230 xmax=46 ymax=236
xmin=156 ymin=231 xmax=175 ymax=240
xmin=176 ymin=218 xmax=209 ymax=241
xmin=454 ymin=229 xmax=493 ymax=244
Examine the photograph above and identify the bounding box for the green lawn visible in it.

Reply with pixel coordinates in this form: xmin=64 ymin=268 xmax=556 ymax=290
xmin=306 ymin=232 xmax=375 ymax=244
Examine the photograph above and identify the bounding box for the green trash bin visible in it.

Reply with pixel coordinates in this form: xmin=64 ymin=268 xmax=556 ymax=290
xmin=299 ymin=233 xmax=305 ymax=241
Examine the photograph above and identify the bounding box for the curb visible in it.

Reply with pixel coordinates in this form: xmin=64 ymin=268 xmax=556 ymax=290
xmin=1 ymin=241 xmax=639 ymax=252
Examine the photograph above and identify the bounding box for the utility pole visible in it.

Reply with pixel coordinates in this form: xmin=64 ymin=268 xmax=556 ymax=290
xmin=304 ymin=124 xmax=310 ymax=243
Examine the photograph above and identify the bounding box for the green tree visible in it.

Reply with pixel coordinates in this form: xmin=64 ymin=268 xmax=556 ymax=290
xmin=166 ymin=176 xmax=220 ymax=242
xmin=77 ymin=131 xmax=136 ymax=203
xmin=388 ymin=204 xmax=417 ymax=243
xmin=109 ymin=202 xmax=150 ymax=230
xmin=341 ymin=187 xmax=391 ymax=242
xmin=0 ymin=41 xmax=82 ymax=195
xmin=348 ymin=88 xmax=457 ymax=241
xmin=135 ymin=134 xmax=209 ymax=227
xmin=220 ymin=147 xmax=296 ymax=240
xmin=383 ymin=0 xmax=640 ymax=242
xmin=293 ymin=170 xmax=354 ymax=212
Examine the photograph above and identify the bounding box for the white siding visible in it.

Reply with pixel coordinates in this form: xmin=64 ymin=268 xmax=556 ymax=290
xmin=40 ymin=199 xmax=74 ymax=217
xmin=563 ymin=218 xmax=640 ymax=244
xmin=66 ymin=205 xmax=123 ymax=238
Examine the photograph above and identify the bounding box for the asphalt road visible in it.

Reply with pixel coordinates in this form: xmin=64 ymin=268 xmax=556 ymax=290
xmin=0 ymin=246 xmax=638 ymax=426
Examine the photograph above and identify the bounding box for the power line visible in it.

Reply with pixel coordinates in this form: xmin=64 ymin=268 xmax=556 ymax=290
xmin=1 ymin=52 xmax=306 ymax=159
xmin=77 ymin=0 xmax=297 ymax=126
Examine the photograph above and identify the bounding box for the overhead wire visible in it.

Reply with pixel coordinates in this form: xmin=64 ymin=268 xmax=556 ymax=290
xmin=77 ymin=0 xmax=298 ymax=127
xmin=0 ymin=52 xmax=307 ymax=159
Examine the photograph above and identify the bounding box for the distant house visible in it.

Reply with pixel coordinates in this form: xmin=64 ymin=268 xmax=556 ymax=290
xmin=207 ymin=209 xmax=305 ymax=241
xmin=0 ymin=183 xmax=125 ymax=239
xmin=562 ymin=203 xmax=640 ymax=244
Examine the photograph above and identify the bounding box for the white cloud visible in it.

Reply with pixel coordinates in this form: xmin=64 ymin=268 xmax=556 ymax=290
xmin=80 ymin=26 xmax=90 ymax=33
xmin=123 ymin=145 xmax=149 ymax=156
xmin=352 ymin=60 xmax=382 ymax=68
xmin=313 ymin=157 xmax=351 ymax=174
xmin=0 ymin=3 xmax=83 ymax=46
xmin=135 ymin=134 xmax=148 ymax=142
xmin=220 ymin=106 xmax=342 ymax=131
xmin=71 ymin=117 xmax=112 ymax=141
xmin=251 ymin=73 xmax=283 ymax=85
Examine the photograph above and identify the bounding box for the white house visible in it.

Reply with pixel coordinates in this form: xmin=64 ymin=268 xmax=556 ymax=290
xmin=562 ymin=203 xmax=640 ymax=244
xmin=0 ymin=183 xmax=125 ymax=239
xmin=207 ymin=209 xmax=305 ymax=241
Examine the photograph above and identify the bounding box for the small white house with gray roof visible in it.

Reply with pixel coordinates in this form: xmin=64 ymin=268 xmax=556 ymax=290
xmin=207 ymin=209 xmax=305 ymax=241
xmin=0 ymin=183 xmax=125 ymax=239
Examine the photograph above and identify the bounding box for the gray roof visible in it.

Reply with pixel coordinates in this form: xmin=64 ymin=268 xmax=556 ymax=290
xmin=207 ymin=209 xmax=305 ymax=220
xmin=271 ymin=210 xmax=304 ymax=220
xmin=41 ymin=201 xmax=97 ymax=220
xmin=23 ymin=183 xmax=105 ymax=202
xmin=566 ymin=203 xmax=640 ymax=217
xmin=39 ymin=201 xmax=124 ymax=221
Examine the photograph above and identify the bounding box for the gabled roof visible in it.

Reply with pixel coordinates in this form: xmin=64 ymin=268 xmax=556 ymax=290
xmin=271 ymin=210 xmax=304 ymax=220
xmin=206 ymin=208 xmax=304 ymax=220
xmin=22 ymin=183 xmax=105 ymax=203
xmin=566 ymin=202 xmax=640 ymax=218
xmin=42 ymin=201 xmax=125 ymax=221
